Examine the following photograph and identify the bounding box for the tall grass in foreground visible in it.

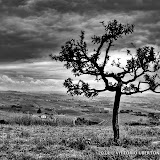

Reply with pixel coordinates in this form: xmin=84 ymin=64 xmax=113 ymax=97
xmin=7 ymin=113 xmax=76 ymax=126
xmin=1 ymin=113 xmax=160 ymax=159
xmin=7 ymin=114 xmax=56 ymax=126
xmin=0 ymin=125 xmax=160 ymax=160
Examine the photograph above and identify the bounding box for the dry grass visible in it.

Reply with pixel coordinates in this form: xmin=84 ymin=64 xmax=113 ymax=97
xmin=0 ymin=124 xmax=160 ymax=159
xmin=7 ymin=113 xmax=57 ymax=126
xmin=5 ymin=113 xmax=77 ymax=127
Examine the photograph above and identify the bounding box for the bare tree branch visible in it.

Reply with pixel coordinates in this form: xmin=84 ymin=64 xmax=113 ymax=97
xmin=102 ymin=40 xmax=112 ymax=69
xmin=122 ymin=81 xmax=160 ymax=95
xmin=95 ymin=37 xmax=105 ymax=59
xmin=122 ymin=70 xmax=145 ymax=84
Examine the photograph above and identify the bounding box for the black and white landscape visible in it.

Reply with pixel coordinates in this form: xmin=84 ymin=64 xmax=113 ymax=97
xmin=0 ymin=0 xmax=160 ymax=159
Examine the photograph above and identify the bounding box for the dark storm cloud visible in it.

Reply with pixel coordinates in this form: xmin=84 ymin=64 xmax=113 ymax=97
xmin=0 ymin=11 xmax=74 ymax=62
xmin=133 ymin=11 xmax=160 ymax=46
xmin=1 ymin=0 xmax=160 ymax=18
xmin=0 ymin=0 xmax=35 ymax=18
xmin=25 ymin=0 xmax=160 ymax=13
xmin=0 ymin=27 xmax=59 ymax=62
xmin=0 ymin=0 xmax=160 ymax=63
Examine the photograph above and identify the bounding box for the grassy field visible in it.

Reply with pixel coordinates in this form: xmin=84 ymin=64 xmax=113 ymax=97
xmin=0 ymin=124 xmax=160 ymax=159
xmin=0 ymin=91 xmax=160 ymax=159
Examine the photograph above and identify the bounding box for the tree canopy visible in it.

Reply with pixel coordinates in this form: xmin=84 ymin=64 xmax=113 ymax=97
xmin=50 ymin=20 xmax=160 ymax=97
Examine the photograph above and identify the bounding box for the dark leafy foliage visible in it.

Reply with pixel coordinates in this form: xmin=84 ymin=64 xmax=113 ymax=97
xmin=50 ymin=19 xmax=160 ymax=97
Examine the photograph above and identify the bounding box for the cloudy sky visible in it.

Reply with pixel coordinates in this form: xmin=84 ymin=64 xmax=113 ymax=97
xmin=0 ymin=0 xmax=160 ymax=92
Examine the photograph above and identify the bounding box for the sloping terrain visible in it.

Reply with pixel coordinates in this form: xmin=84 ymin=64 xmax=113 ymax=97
xmin=0 ymin=124 xmax=160 ymax=159
xmin=0 ymin=91 xmax=160 ymax=126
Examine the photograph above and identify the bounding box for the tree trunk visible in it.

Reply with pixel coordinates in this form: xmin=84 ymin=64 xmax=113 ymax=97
xmin=112 ymin=84 xmax=121 ymax=144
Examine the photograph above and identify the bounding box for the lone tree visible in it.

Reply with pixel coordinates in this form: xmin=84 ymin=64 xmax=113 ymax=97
xmin=50 ymin=20 xmax=160 ymax=143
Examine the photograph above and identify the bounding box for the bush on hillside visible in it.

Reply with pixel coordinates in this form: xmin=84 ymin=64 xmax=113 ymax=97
xmin=37 ymin=108 xmax=42 ymax=114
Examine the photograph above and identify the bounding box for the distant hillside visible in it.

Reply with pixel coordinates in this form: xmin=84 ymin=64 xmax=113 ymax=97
xmin=0 ymin=90 xmax=160 ymax=126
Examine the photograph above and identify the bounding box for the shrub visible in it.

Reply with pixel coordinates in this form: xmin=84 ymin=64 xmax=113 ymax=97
xmin=60 ymin=136 xmax=90 ymax=151
xmin=125 ymin=121 xmax=147 ymax=126
xmin=75 ymin=117 xmax=89 ymax=125
xmin=147 ymin=118 xmax=160 ymax=126
xmin=37 ymin=108 xmax=42 ymax=114
xmin=132 ymin=111 xmax=147 ymax=116
xmin=55 ymin=115 xmax=76 ymax=126
xmin=120 ymin=136 xmax=152 ymax=147
xmin=19 ymin=130 xmax=30 ymax=138
xmin=120 ymin=109 xmax=133 ymax=113
xmin=0 ymin=119 xmax=8 ymax=124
